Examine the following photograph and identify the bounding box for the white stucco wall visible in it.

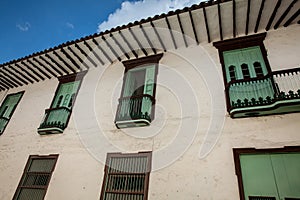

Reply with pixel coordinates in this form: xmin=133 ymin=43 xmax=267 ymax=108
xmin=0 ymin=24 xmax=299 ymax=200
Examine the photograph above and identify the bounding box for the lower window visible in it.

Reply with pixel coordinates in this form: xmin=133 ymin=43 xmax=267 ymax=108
xmin=233 ymin=147 xmax=300 ymax=200
xmin=100 ymin=152 xmax=152 ymax=200
xmin=13 ymin=155 xmax=58 ymax=200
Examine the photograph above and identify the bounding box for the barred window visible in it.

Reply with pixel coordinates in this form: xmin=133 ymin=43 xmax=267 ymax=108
xmin=100 ymin=152 xmax=152 ymax=200
xmin=13 ymin=155 xmax=58 ymax=200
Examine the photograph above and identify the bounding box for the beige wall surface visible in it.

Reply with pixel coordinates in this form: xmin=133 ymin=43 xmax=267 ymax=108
xmin=0 ymin=24 xmax=299 ymax=200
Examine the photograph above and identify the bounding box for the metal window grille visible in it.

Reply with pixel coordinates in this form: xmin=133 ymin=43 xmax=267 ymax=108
xmin=13 ymin=155 xmax=58 ymax=200
xmin=101 ymin=152 xmax=152 ymax=200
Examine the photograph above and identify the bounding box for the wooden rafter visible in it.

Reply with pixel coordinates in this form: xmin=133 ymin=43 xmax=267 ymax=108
xmin=140 ymin=24 xmax=156 ymax=54
xmin=150 ymin=21 xmax=166 ymax=51
xmin=118 ymin=30 xmax=138 ymax=59
xmin=109 ymin=33 xmax=130 ymax=60
xmin=39 ymin=56 xmax=64 ymax=76
xmin=266 ymin=0 xmax=282 ymax=31
xmin=83 ymin=40 xmax=105 ymax=66
xmin=75 ymin=43 xmax=98 ymax=67
xmin=165 ymin=16 xmax=177 ymax=49
xmin=128 ymin=27 xmax=148 ymax=57
xmin=45 ymin=53 xmax=69 ymax=75
xmin=176 ymin=13 xmax=188 ymax=47
xmin=254 ymin=0 xmax=265 ymax=33
xmin=101 ymin=35 xmax=121 ymax=62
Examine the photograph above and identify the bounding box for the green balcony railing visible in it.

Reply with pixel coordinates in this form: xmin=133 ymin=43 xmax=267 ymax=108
xmin=115 ymin=94 xmax=155 ymax=128
xmin=37 ymin=107 xmax=71 ymax=134
xmin=227 ymin=67 xmax=300 ymax=117
xmin=0 ymin=117 xmax=9 ymax=135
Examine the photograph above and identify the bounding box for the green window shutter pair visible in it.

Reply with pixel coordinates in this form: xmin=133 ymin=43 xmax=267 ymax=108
xmin=0 ymin=92 xmax=23 ymax=134
xmin=123 ymin=65 xmax=155 ymax=97
xmin=240 ymin=153 xmax=300 ymax=200
xmin=223 ymin=46 xmax=267 ymax=82
xmin=121 ymin=65 xmax=155 ymax=118
xmin=52 ymin=81 xmax=80 ymax=109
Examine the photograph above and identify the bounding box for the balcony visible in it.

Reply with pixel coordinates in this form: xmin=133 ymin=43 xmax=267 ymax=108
xmin=37 ymin=107 xmax=71 ymax=134
xmin=227 ymin=67 xmax=300 ymax=118
xmin=0 ymin=117 xmax=9 ymax=135
xmin=115 ymin=94 xmax=155 ymax=128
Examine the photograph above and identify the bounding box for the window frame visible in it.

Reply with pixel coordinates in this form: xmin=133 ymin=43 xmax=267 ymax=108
xmin=100 ymin=151 xmax=152 ymax=200
xmin=13 ymin=154 xmax=59 ymax=200
xmin=121 ymin=54 xmax=163 ymax=99
xmin=49 ymin=71 xmax=86 ymax=109
xmin=0 ymin=91 xmax=24 ymax=135
xmin=213 ymin=33 xmax=276 ymax=113
xmin=115 ymin=54 xmax=163 ymax=128
xmin=233 ymin=146 xmax=300 ymax=200
xmin=37 ymin=71 xmax=86 ymax=134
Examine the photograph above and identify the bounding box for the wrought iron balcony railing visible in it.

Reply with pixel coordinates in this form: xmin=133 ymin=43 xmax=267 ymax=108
xmin=37 ymin=107 xmax=71 ymax=134
xmin=0 ymin=117 xmax=9 ymax=135
xmin=226 ymin=67 xmax=300 ymax=117
xmin=115 ymin=94 xmax=155 ymax=128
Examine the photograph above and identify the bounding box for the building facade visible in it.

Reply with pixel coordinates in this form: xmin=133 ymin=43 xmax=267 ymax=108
xmin=0 ymin=0 xmax=299 ymax=199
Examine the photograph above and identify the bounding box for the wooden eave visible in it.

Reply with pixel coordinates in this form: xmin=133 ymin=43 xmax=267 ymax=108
xmin=0 ymin=0 xmax=298 ymax=91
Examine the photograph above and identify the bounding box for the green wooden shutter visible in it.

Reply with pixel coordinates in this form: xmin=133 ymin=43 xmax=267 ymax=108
xmin=0 ymin=92 xmax=23 ymax=134
xmin=52 ymin=81 xmax=80 ymax=109
xmin=0 ymin=92 xmax=23 ymax=118
xmin=240 ymin=153 xmax=300 ymax=200
xmin=142 ymin=65 xmax=155 ymax=115
xmin=240 ymin=154 xmax=280 ymax=200
xmin=223 ymin=50 xmax=243 ymax=82
xmin=223 ymin=46 xmax=268 ymax=82
xmin=123 ymin=71 xmax=136 ymax=97
xmin=143 ymin=65 xmax=155 ymax=95
xmin=271 ymin=153 xmax=300 ymax=199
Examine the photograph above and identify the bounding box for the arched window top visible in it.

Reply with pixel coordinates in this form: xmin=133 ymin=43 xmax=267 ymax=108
xmin=56 ymin=95 xmax=63 ymax=108
xmin=228 ymin=65 xmax=236 ymax=81
xmin=254 ymin=61 xmax=264 ymax=77
xmin=241 ymin=63 xmax=250 ymax=79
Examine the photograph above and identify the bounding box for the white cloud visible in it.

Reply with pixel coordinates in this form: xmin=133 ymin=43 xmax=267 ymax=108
xmin=97 ymin=0 xmax=204 ymax=32
xmin=16 ymin=22 xmax=31 ymax=32
xmin=66 ymin=22 xmax=75 ymax=29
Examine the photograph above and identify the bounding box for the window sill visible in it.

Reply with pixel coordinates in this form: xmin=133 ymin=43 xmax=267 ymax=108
xmin=37 ymin=127 xmax=64 ymax=135
xmin=115 ymin=118 xmax=151 ymax=129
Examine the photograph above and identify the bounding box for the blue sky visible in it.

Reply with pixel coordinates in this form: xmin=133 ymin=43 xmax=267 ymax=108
xmin=0 ymin=0 xmax=202 ymax=64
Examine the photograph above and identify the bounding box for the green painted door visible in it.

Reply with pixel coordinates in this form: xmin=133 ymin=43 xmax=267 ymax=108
xmin=240 ymin=153 xmax=300 ymax=200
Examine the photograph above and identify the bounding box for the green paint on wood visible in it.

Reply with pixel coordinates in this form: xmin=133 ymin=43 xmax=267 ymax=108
xmin=240 ymin=153 xmax=300 ymax=200
xmin=0 ymin=92 xmax=23 ymax=133
xmin=223 ymin=46 xmax=268 ymax=82
xmin=52 ymin=81 xmax=80 ymax=109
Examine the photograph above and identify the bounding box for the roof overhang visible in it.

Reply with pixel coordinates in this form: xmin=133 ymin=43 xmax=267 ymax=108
xmin=0 ymin=0 xmax=299 ymax=91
